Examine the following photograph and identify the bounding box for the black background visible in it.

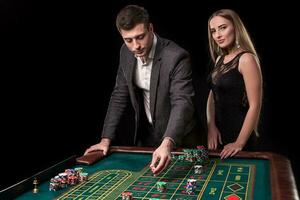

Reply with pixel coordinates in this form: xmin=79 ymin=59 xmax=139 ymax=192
xmin=1 ymin=0 xmax=299 ymax=193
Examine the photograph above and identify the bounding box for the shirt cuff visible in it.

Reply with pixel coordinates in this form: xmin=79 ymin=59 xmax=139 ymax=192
xmin=163 ymin=137 xmax=176 ymax=147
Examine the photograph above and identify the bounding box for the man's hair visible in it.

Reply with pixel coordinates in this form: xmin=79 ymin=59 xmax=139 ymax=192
xmin=116 ymin=5 xmax=150 ymax=32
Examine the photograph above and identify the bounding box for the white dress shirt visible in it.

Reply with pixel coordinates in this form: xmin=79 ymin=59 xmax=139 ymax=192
xmin=134 ymin=34 xmax=157 ymax=124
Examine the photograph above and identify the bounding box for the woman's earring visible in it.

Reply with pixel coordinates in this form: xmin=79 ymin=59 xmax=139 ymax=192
xmin=236 ymin=40 xmax=241 ymax=49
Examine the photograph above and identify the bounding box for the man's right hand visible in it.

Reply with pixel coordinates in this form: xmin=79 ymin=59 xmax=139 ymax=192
xmin=84 ymin=138 xmax=111 ymax=156
xmin=150 ymin=137 xmax=173 ymax=175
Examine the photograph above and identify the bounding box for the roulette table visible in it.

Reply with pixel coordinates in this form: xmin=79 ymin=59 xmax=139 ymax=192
xmin=1 ymin=146 xmax=298 ymax=200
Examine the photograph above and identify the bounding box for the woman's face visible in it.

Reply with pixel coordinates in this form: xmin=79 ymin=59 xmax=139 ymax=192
xmin=210 ymin=16 xmax=235 ymax=50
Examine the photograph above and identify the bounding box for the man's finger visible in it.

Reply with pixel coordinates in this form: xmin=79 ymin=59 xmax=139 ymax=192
xmin=153 ymin=156 xmax=167 ymax=174
xmin=102 ymin=147 xmax=108 ymax=155
xmin=84 ymin=148 xmax=92 ymax=155
xmin=150 ymin=153 xmax=158 ymax=169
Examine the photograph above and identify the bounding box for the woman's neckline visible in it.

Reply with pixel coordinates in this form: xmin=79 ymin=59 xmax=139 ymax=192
xmin=222 ymin=50 xmax=246 ymax=65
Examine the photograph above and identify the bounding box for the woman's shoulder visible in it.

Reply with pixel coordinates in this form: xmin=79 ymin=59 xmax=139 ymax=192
xmin=239 ymin=52 xmax=257 ymax=63
xmin=238 ymin=52 xmax=260 ymax=72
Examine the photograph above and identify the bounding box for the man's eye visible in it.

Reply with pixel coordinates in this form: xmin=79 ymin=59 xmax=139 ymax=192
xmin=137 ymin=35 xmax=144 ymax=40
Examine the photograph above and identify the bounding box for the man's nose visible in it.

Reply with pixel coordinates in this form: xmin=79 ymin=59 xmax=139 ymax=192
xmin=133 ymin=39 xmax=141 ymax=50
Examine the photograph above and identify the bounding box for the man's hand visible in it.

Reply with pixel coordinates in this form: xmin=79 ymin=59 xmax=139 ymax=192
xmin=84 ymin=138 xmax=111 ymax=156
xmin=150 ymin=137 xmax=174 ymax=175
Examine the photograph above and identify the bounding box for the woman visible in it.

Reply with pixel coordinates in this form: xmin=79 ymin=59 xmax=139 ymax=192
xmin=207 ymin=9 xmax=262 ymax=159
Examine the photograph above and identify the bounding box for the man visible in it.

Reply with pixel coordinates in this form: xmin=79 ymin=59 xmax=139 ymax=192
xmin=85 ymin=5 xmax=201 ymax=175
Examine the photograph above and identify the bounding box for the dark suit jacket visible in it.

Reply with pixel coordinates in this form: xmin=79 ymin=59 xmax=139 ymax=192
xmin=101 ymin=35 xmax=200 ymax=147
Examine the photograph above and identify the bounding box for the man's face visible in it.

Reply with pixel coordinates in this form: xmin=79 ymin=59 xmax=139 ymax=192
xmin=120 ymin=23 xmax=154 ymax=59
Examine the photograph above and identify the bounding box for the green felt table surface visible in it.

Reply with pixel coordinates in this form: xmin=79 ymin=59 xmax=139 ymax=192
xmin=15 ymin=151 xmax=271 ymax=200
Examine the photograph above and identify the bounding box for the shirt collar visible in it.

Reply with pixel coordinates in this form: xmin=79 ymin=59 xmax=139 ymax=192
xmin=148 ymin=34 xmax=157 ymax=60
xmin=136 ymin=34 xmax=157 ymax=65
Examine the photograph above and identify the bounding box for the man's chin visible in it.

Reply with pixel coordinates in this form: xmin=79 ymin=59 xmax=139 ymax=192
xmin=135 ymin=53 xmax=146 ymax=58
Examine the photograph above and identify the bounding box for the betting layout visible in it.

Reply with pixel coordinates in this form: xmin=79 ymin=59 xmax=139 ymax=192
xmin=49 ymin=146 xmax=254 ymax=200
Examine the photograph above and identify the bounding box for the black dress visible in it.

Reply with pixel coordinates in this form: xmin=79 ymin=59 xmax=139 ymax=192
xmin=208 ymin=51 xmax=258 ymax=150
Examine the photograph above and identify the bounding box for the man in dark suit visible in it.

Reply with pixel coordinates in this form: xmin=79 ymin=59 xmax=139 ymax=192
xmin=85 ymin=5 xmax=201 ymax=175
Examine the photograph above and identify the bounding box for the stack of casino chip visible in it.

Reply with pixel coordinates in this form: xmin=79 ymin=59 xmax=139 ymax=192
xmin=177 ymin=155 xmax=185 ymax=161
xmin=183 ymin=148 xmax=208 ymax=163
xmin=185 ymin=179 xmax=197 ymax=195
xmin=171 ymin=153 xmax=177 ymax=160
xmin=74 ymin=167 xmax=83 ymax=172
xmin=156 ymin=181 xmax=167 ymax=192
xmin=197 ymin=146 xmax=209 ymax=163
xmin=194 ymin=165 xmax=203 ymax=174
xmin=49 ymin=178 xmax=60 ymax=191
xmin=67 ymin=175 xmax=78 ymax=185
xmin=49 ymin=168 xmax=88 ymax=191
xmin=183 ymin=149 xmax=196 ymax=162
xmin=79 ymin=172 xmax=88 ymax=181
xmin=121 ymin=191 xmax=133 ymax=200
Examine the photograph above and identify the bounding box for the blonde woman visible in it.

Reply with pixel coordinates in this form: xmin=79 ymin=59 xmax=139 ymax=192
xmin=207 ymin=9 xmax=262 ymax=159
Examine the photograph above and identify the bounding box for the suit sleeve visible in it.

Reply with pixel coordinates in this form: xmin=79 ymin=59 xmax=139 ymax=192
xmin=101 ymin=50 xmax=130 ymax=141
xmin=163 ymin=53 xmax=195 ymax=145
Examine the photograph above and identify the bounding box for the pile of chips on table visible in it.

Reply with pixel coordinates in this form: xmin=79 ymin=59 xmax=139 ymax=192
xmin=182 ymin=146 xmax=209 ymax=163
xmin=121 ymin=191 xmax=133 ymax=200
xmin=49 ymin=167 xmax=88 ymax=191
xmin=173 ymin=145 xmax=209 ymax=195
xmin=185 ymin=178 xmax=197 ymax=195
xmin=156 ymin=181 xmax=167 ymax=192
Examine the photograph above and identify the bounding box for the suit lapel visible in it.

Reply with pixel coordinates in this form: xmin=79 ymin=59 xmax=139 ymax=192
xmin=125 ymin=52 xmax=138 ymax=111
xmin=150 ymin=37 xmax=163 ymax=119
xmin=127 ymin=54 xmax=136 ymax=88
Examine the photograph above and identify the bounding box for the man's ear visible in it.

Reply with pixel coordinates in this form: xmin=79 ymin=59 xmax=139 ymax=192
xmin=149 ymin=23 xmax=154 ymax=32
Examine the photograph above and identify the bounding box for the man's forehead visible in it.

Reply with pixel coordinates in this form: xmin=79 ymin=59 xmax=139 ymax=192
xmin=120 ymin=24 xmax=147 ymax=39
